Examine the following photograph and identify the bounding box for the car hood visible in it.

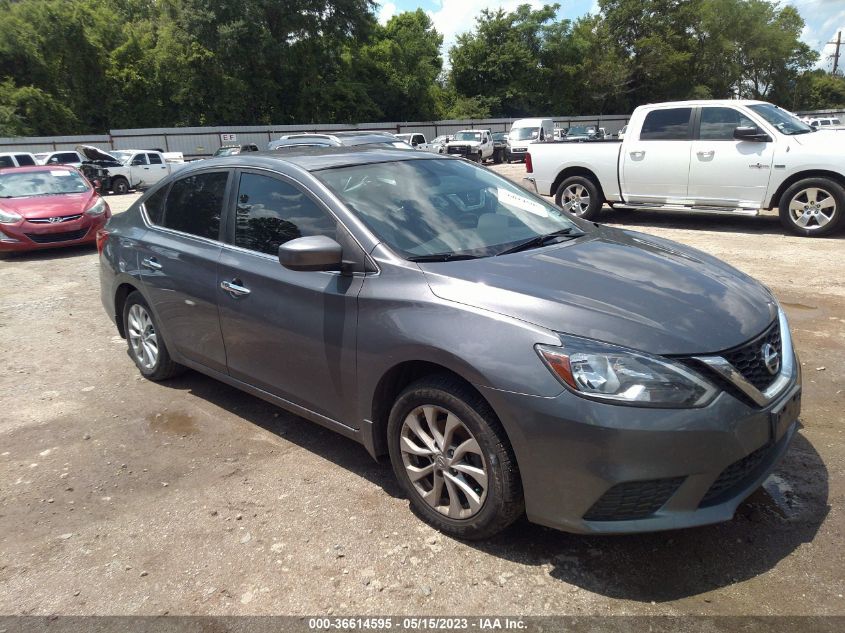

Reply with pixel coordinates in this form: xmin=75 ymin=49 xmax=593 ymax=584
xmin=419 ymin=226 xmax=776 ymax=355
xmin=448 ymin=140 xmax=482 ymax=147
xmin=76 ymin=144 xmax=122 ymax=163
xmin=0 ymin=192 xmax=94 ymax=219
xmin=791 ymin=130 xmax=845 ymax=149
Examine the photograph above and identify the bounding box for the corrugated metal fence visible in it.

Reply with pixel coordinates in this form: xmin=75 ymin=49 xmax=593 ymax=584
xmin=2 ymin=110 xmax=842 ymax=159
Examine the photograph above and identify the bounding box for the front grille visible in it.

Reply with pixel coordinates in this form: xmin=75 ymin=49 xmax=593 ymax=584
xmin=28 ymin=214 xmax=82 ymax=224
xmin=699 ymin=442 xmax=773 ymax=507
xmin=25 ymin=228 xmax=89 ymax=244
xmin=447 ymin=145 xmax=470 ymax=156
xmin=721 ymin=320 xmax=782 ymax=391
xmin=583 ymin=477 xmax=685 ymax=521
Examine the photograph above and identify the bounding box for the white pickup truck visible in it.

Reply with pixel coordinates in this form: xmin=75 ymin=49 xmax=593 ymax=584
xmin=524 ymin=100 xmax=845 ymax=236
xmin=77 ymin=145 xmax=187 ymax=195
xmin=445 ymin=129 xmax=495 ymax=163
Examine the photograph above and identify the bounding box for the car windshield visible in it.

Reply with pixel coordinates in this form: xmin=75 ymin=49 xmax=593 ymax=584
xmin=748 ymin=103 xmax=814 ymax=135
xmin=492 ymin=133 xmax=508 ymax=141
xmin=112 ymin=151 xmax=132 ymax=163
xmin=568 ymin=126 xmax=595 ymax=136
xmin=454 ymin=132 xmax=481 ymax=141
xmin=0 ymin=170 xmax=91 ymax=198
xmin=316 ymin=158 xmax=583 ymax=259
xmin=432 ymin=136 xmax=448 ymax=144
xmin=510 ymin=127 xmax=539 ymax=141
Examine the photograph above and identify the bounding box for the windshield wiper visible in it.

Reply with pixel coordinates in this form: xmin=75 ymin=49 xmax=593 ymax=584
xmin=496 ymin=228 xmax=581 ymax=256
xmin=407 ymin=253 xmax=483 ymax=262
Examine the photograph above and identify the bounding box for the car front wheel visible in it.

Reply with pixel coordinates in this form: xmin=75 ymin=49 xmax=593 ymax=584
xmin=779 ymin=177 xmax=845 ymax=237
xmin=387 ymin=376 xmax=523 ymax=540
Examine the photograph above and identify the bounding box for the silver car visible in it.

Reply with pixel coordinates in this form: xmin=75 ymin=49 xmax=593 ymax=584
xmin=99 ymin=148 xmax=801 ymax=539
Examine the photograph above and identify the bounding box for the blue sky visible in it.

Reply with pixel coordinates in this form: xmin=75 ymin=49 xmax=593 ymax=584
xmin=376 ymin=0 xmax=845 ymax=71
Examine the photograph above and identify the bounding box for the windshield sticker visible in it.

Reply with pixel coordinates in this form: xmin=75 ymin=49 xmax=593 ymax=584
xmin=497 ymin=187 xmax=548 ymax=217
xmin=51 ymin=171 xmax=73 ymax=176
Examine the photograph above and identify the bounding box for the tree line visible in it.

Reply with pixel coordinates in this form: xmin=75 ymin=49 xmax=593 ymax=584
xmin=1 ymin=0 xmax=843 ymax=137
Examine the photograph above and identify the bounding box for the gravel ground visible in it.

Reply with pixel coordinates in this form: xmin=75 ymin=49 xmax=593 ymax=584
xmin=0 ymin=170 xmax=843 ymax=617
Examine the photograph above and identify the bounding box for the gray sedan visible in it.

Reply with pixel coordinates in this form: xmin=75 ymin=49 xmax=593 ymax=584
xmin=98 ymin=148 xmax=801 ymax=539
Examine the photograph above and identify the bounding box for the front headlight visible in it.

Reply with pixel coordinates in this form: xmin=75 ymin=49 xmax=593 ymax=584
xmin=85 ymin=197 xmax=107 ymax=216
xmin=0 ymin=208 xmax=22 ymax=224
xmin=536 ymin=335 xmax=717 ymax=408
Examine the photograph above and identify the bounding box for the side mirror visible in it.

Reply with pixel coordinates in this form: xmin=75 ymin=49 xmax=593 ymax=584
xmin=733 ymin=126 xmax=770 ymax=142
xmin=278 ymin=235 xmax=343 ymax=272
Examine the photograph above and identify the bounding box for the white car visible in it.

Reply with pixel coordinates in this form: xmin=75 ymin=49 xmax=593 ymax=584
xmin=77 ymin=146 xmax=186 ymax=194
xmin=34 ymin=150 xmax=84 ymax=168
xmin=806 ymin=117 xmax=844 ymax=130
xmin=0 ymin=152 xmax=38 ymax=168
xmin=418 ymin=135 xmax=452 ymax=154
xmin=396 ymin=133 xmax=427 ymax=148
xmin=445 ymin=130 xmax=494 ymax=163
xmin=524 ymin=99 xmax=845 ymax=237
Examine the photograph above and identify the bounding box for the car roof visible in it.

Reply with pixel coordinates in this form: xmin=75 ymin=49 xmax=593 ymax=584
xmin=183 ymin=146 xmax=447 ymax=173
xmin=0 ymin=164 xmax=78 ymax=175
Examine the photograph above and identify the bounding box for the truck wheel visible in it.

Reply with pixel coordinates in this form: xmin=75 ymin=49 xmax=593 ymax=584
xmin=493 ymin=149 xmax=503 ymax=164
xmin=111 ymin=177 xmax=130 ymax=195
xmin=387 ymin=375 xmax=524 ymax=540
xmin=778 ymin=178 xmax=844 ymax=237
xmin=555 ymin=176 xmax=602 ymax=220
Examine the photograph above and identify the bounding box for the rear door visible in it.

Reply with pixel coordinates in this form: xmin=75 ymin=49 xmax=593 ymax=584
xmin=145 ymin=153 xmax=169 ymax=185
xmin=216 ymin=170 xmax=364 ymax=423
xmin=687 ymin=106 xmax=775 ymax=208
xmin=621 ymin=107 xmax=693 ymax=204
xmin=137 ymin=170 xmax=231 ymax=373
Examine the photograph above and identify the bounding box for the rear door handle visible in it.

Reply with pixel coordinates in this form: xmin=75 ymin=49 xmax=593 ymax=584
xmin=629 ymin=150 xmax=645 ymax=158
xmin=141 ymin=257 xmax=162 ymax=271
xmin=697 ymin=150 xmax=715 ymax=157
xmin=220 ymin=279 xmax=251 ymax=297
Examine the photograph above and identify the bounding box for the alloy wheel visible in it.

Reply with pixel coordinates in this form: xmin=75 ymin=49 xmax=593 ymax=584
xmin=127 ymin=304 xmax=158 ymax=370
xmin=399 ymin=405 xmax=489 ymax=520
xmin=788 ymin=187 xmax=837 ymax=230
xmin=562 ymin=183 xmax=591 ymax=216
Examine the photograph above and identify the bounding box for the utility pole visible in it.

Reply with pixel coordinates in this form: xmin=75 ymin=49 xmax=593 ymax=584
xmin=829 ymin=31 xmax=842 ymax=75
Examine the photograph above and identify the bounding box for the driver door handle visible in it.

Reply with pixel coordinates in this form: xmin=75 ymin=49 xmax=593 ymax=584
xmin=220 ymin=279 xmax=251 ymax=297
xmin=141 ymin=257 xmax=162 ymax=271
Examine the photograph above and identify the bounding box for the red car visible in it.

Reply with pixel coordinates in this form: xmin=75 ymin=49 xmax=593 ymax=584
xmin=0 ymin=165 xmax=111 ymax=252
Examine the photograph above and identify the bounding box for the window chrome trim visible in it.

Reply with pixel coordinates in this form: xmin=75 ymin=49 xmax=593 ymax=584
xmin=693 ymin=308 xmax=794 ymax=407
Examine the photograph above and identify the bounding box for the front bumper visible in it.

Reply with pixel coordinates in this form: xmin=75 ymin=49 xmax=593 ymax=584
xmin=0 ymin=214 xmax=107 ymax=252
xmin=480 ymin=364 xmax=801 ymax=534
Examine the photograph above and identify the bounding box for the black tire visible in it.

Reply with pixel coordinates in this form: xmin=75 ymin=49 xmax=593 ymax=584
xmin=122 ymin=291 xmax=183 ymax=381
xmin=778 ymin=177 xmax=845 ymax=237
xmin=493 ymin=149 xmax=503 ymax=164
xmin=387 ymin=375 xmax=523 ymax=540
xmin=555 ymin=175 xmax=602 ymax=220
xmin=111 ymin=176 xmax=130 ymax=195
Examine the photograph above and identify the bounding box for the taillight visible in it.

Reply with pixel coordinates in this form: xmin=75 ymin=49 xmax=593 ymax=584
xmin=525 ymin=152 xmax=533 ymax=173
xmin=96 ymin=229 xmax=109 ymax=255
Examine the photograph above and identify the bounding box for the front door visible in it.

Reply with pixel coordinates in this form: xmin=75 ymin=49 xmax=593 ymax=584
xmin=217 ymin=170 xmax=364 ymax=423
xmin=137 ymin=171 xmax=231 ymax=373
xmin=621 ymin=106 xmax=693 ymax=204
xmin=687 ymin=106 xmax=775 ymax=208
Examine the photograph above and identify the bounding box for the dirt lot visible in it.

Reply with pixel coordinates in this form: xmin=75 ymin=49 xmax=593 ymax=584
xmin=1 ymin=169 xmax=843 ymax=618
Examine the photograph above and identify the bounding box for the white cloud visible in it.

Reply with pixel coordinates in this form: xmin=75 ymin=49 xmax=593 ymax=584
xmin=426 ymin=0 xmax=547 ymax=56
xmin=377 ymin=1 xmax=397 ymax=25
xmin=784 ymin=1 xmax=845 ymax=69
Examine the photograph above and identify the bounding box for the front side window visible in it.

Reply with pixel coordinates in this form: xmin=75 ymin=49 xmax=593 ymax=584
xmin=160 ymin=172 xmax=228 ymax=240
xmin=640 ymin=108 xmax=692 ymax=140
xmin=316 ymin=158 xmax=582 ymax=259
xmin=131 ymin=154 xmax=148 ymax=166
xmin=57 ymin=153 xmax=79 ymax=163
xmin=699 ymin=107 xmax=757 ymax=140
xmin=233 ymin=172 xmax=336 ymax=256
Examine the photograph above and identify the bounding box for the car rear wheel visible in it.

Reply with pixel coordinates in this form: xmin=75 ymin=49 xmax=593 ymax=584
xmin=779 ymin=178 xmax=844 ymax=237
xmin=123 ymin=292 xmax=183 ymax=381
xmin=387 ymin=375 xmax=523 ymax=540
xmin=111 ymin=177 xmax=130 ymax=195
xmin=555 ymin=176 xmax=602 ymax=220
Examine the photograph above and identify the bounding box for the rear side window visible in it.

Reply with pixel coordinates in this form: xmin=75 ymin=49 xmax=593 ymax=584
xmin=14 ymin=154 xmax=36 ymax=166
xmin=699 ymin=107 xmax=756 ymax=140
xmin=639 ymin=108 xmax=692 ymax=140
xmin=148 ymin=153 xmax=163 ymax=164
xmin=233 ymin=172 xmax=336 ymax=256
xmin=161 ymin=172 xmax=228 ymax=240
xmin=820 ymin=120 xmax=830 ymax=126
